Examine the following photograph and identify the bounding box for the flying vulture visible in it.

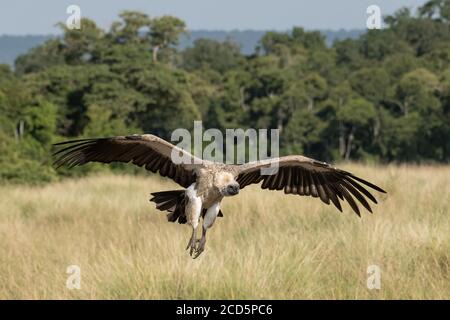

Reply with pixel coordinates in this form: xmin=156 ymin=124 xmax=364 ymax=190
xmin=53 ymin=134 xmax=386 ymax=258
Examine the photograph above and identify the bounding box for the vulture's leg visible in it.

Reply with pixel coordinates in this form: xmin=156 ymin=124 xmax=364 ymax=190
xmin=186 ymin=228 xmax=197 ymax=256
xmin=185 ymin=185 xmax=202 ymax=256
xmin=193 ymin=202 xmax=220 ymax=259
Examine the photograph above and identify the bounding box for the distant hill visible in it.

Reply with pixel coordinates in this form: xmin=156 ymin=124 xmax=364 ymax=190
xmin=0 ymin=29 xmax=365 ymax=66
xmin=0 ymin=35 xmax=55 ymax=66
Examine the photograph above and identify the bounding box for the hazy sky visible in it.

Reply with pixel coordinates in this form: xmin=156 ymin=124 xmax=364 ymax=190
xmin=0 ymin=0 xmax=427 ymax=35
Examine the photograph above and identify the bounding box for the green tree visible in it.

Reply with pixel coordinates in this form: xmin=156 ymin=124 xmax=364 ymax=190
xmin=57 ymin=18 xmax=104 ymax=64
xmin=336 ymin=98 xmax=376 ymax=160
xmin=110 ymin=11 xmax=152 ymax=44
xmin=181 ymin=39 xmax=244 ymax=73
xmin=129 ymin=64 xmax=201 ymax=138
xmin=15 ymin=39 xmax=64 ymax=75
xmin=149 ymin=16 xmax=186 ymax=62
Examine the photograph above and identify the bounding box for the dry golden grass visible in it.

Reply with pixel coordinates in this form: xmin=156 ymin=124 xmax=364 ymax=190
xmin=0 ymin=164 xmax=449 ymax=299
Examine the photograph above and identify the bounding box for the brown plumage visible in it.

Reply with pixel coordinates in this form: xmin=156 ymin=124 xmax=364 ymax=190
xmin=53 ymin=134 xmax=386 ymax=258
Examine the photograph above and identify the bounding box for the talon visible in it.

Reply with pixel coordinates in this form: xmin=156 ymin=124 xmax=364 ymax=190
xmin=193 ymin=237 xmax=206 ymax=259
xmin=190 ymin=245 xmax=196 ymax=256
xmin=185 ymin=239 xmax=192 ymax=251
xmin=193 ymin=248 xmax=203 ymax=259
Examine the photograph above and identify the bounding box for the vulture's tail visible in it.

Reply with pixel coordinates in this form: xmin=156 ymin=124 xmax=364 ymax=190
xmin=150 ymin=190 xmax=187 ymax=224
xmin=150 ymin=190 xmax=224 ymax=224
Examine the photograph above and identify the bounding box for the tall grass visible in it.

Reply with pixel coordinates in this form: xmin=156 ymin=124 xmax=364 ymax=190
xmin=0 ymin=164 xmax=448 ymax=299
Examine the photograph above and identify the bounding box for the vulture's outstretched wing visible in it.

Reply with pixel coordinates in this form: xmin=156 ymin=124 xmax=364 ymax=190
xmin=235 ymin=156 xmax=386 ymax=216
xmin=53 ymin=134 xmax=201 ymax=188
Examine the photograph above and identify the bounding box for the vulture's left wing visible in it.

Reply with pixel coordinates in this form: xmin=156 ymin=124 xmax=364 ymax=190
xmin=53 ymin=134 xmax=202 ymax=188
xmin=235 ymin=156 xmax=386 ymax=216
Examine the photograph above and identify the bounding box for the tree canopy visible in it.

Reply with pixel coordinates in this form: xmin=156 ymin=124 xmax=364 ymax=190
xmin=1 ymin=1 xmax=449 ymax=183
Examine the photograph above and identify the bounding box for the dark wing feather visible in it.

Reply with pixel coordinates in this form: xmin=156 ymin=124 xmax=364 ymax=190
xmin=53 ymin=134 xmax=201 ymax=188
xmin=235 ymin=156 xmax=386 ymax=216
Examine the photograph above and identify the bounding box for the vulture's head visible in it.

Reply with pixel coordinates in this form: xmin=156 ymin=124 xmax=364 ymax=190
xmin=215 ymin=171 xmax=240 ymax=197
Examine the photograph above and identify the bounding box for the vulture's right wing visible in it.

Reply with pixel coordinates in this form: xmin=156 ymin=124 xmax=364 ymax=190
xmin=53 ymin=134 xmax=203 ymax=188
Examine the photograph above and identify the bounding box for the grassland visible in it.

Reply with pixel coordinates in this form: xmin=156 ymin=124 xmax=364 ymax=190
xmin=0 ymin=164 xmax=449 ymax=299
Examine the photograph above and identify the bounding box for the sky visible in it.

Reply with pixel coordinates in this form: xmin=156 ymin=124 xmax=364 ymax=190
xmin=0 ymin=0 xmax=427 ymax=35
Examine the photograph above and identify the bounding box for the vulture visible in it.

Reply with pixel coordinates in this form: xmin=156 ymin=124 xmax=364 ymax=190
xmin=53 ymin=134 xmax=386 ymax=258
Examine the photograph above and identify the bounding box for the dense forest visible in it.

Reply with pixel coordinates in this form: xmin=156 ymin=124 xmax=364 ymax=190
xmin=1 ymin=0 xmax=450 ymax=183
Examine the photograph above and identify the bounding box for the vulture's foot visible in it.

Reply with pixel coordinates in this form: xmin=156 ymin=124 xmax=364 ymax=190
xmin=193 ymin=236 xmax=206 ymax=259
xmin=193 ymin=227 xmax=208 ymax=259
xmin=186 ymin=233 xmax=197 ymax=257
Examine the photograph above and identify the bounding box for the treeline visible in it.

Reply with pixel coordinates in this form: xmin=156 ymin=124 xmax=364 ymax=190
xmin=0 ymin=29 xmax=365 ymax=64
xmin=1 ymin=1 xmax=450 ymax=183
